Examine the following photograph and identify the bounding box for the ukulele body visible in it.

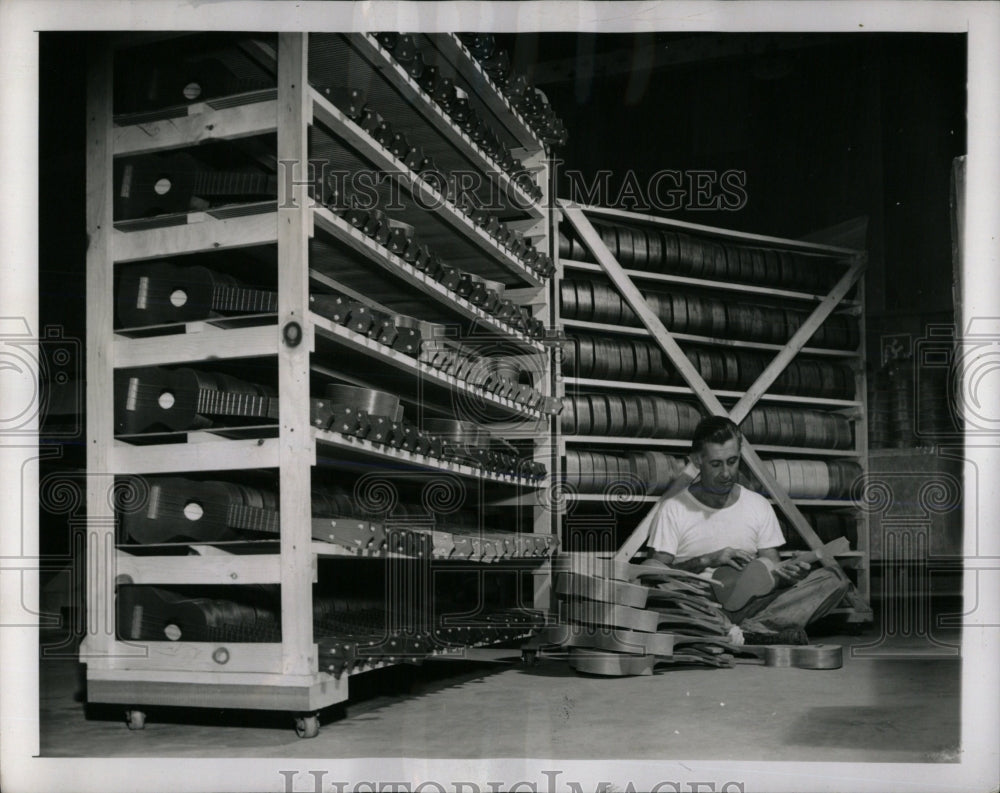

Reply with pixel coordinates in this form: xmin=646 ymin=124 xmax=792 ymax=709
xmin=121 ymin=476 xmax=279 ymax=545
xmin=710 ymin=557 xmax=778 ymax=611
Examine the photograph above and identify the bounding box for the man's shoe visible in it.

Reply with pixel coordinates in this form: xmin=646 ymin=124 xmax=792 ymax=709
xmin=742 ymin=627 xmax=809 ymax=645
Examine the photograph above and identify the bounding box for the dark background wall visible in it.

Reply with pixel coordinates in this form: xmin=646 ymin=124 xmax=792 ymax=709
xmin=516 ymin=33 xmax=966 ymax=331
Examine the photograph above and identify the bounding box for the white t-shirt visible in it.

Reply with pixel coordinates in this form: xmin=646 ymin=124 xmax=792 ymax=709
xmin=647 ymin=485 xmax=784 ymax=570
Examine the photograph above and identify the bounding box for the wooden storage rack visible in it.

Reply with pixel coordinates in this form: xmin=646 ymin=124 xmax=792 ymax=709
xmin=554 ymin=202 xmax=872 ymax=622
xmin=82 ymin=33 xmax=558 ymax=737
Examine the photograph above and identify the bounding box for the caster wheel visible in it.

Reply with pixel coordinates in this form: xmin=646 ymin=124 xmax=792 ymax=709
xmin=521 ymin=649 xmax=538 ymax=667
xmin=294 ymin=713 xmax=320 ymax=739
xmin=125 ymin=709 xmax=146 ymax=730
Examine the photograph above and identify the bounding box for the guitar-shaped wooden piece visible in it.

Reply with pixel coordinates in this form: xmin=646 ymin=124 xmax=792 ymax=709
xmin=115 ymin=151 xmax=278 ymax=220
xmin=124 ymin=57 xmax=275 ymax=113
xmin=114 ymin=366 xmax=278 ymax=435
xmin=117 ymin=585 xmax=279 ymax=642
xmin=117 ymin=261 xmax=277 ymax=327
xmin=121 ymin=476 xmax=279 ymax=545
xmin=710 ymin=537 xmax=851 ymax=611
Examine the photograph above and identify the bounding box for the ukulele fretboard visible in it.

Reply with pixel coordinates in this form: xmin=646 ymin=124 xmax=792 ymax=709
xmin=196 ymin=387 xmax=279 ymax=419
xmin=212 ymin=284 xmax=278 ymax=314
xmin=226 ymin=502 xmax=280 ymax=534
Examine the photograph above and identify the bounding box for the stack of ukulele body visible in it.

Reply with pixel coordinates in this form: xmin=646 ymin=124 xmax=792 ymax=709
xmin=526 ymin=556 xmax=842 ymax=676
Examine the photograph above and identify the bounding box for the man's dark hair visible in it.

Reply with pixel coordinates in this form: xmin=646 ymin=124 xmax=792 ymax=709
xmin=691 ymin=416 xmax=741 ymax=453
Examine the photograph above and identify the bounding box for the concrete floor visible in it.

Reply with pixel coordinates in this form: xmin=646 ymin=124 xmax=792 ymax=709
xmin=39 ymin=617 xmax=961 ymax=762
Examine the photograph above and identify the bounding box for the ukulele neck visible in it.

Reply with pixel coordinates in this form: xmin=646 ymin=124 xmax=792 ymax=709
xmin=212 ymin=284 xmax=278 ymax=314
xmin=196 ymin=387 xmax=279 ymax=420
xmin=193 ymin=171 xmax=277 ymax=197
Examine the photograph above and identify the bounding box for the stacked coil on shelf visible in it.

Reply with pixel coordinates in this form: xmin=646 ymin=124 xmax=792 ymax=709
xmin=564 ymin=449 xmax=687 ymax=495
xmin=560 ymin=278 xmax=858 ymax=350
xmin=561 ymin=394 xmax=853 ymax=450
xmin=562 ymin=334 xmax=856 ymax=398
xmin=740 ymin=459 xmax=862 ymax=500
xmin=559 ymin=223 xmax=844 ymax=293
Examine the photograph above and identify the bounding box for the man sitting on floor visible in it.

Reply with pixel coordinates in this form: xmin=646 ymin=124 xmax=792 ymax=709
xmin=646 ymin=416 xmax=849 ymax=645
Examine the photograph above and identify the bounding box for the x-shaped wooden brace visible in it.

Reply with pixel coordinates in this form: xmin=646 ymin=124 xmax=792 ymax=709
xmin=559 ymin=201 xmax=871 ymax=618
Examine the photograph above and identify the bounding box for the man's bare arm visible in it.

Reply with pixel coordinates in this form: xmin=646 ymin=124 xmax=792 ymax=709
xmin=650 ymin=547 xmax=754 ymax=573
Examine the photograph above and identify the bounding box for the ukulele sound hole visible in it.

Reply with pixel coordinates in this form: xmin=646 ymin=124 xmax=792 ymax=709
xmin=164 ymin=623 xmax=182 ymax=641
xmin=183 ymin=82 xmax=202 ymax=101
xmin=169 ymin=289 xmax=188 ymax=307
xmin=157 ymin=391 xmax=175 ymax=410
xmin=183 ymin=502 xmax=204 ymax=522
xmin=153 ymin=177 xmax=172 ymax=196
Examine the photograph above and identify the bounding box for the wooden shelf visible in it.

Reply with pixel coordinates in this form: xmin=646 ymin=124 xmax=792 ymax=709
xmin=310 ymin=88 xmax=545 ymax=288
xmin=561 ymin=259 xmax=860 ymax=307
xmin=311 ymin=207 xmax=545 ymax=352
xmin=113 ymin=324 xmax=278 ymax=367
xmin=313 ymin=428 xmax=546 ymax=488
xmin=113 ymin=208 xmax=278 ymax=263
xmin=561 ymin=435 xmax=859 ymax=457
xmin=86 ymin=32 xmax=555 ymax=731
xmin=562 ymin=318 xmax=859 ymax=358
xmin=113 ymin=96 xmax=278 ymax=156
xmin=115 ymin=552 xmax=283 ymax=586
xmin=573 ymin=205 xmax=859 ymax=257
xmin=110 ymin=437 xmax=281 ymax=474
xmin=422 ymin=34 xmax=543 ymax=151
xmin=562 ymin=377 xmax=862 ymax=408
xmin=310 ymin=312 xmax=543 ymax=420
xmin=347 ymin=34 xmax=544 ymax=219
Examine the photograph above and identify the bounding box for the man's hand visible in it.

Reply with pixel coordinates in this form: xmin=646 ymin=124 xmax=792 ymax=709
xmin=710 ymin=547 xmax=754 ymax=570
xmin=772 ymin=559 xmax=811 ymax=584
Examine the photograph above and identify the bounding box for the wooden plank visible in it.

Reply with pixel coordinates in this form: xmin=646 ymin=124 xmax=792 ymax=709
xmin=563 ymin=436 xmax=859 ymax=457
xmin=728 ymin=254 xmax=867 ymax=423
xmin=83 ymin=40 xmax=117 ymax=660
xmin=277 ymin=33 xmax=317 ymax=679
xmin=101 ymin=642 xmax=283 ymax=675
xmin=112 ymin=212 xmax=278 ymax=262
xmin=113 ymin=99 xmax=278 ymax=156
xmin=579 ymin=204 xmax=860 ymax=256
xmin=561 ymin=318 xmax=857 ymax=357
xmin=113 ymin=324 xmax=278 ymax=367
xmin=86 ymin=676 xmax=349 ymax=711
xmin=110 ymin=438 xmax=281 ymax=474
xmin=115 ymin=553 xmax=284 ymax=586
xmin=563 ymin=377 xmax=861 ymax=408
xmin=560 ymin=259 xmax=859 ymax=305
